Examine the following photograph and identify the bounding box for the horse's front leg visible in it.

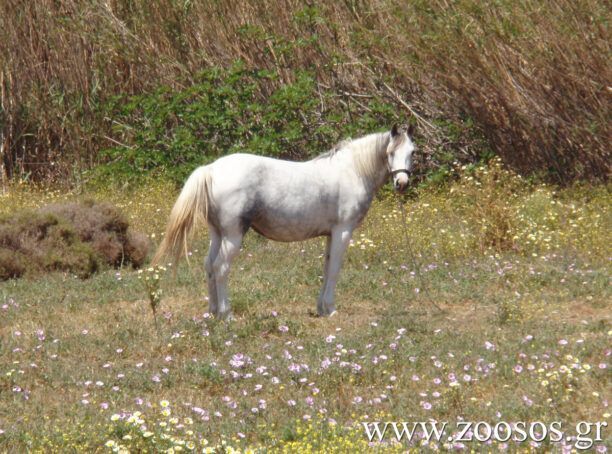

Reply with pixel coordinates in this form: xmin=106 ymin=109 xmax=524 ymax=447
xmin=317 ymin=236 xmax=332 ymax=316
xmin=204 ymin=228 xmax=221 ymax=315
xmin=318 ymin=226 xmax=352 ymax=316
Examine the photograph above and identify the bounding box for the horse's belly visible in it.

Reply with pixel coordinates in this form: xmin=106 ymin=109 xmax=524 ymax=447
xmin=250 ymin=212 xmax=332 ymax=241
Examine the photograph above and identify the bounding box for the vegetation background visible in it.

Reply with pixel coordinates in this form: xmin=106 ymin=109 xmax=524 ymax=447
xmin=1 ymin=0 xmax=609 ymax=186
xmin=0 ymin=1 xmax=610 ymax=452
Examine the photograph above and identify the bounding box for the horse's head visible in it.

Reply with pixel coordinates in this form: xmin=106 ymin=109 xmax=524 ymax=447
xmin=386 ymin=123 xmax=416 ymax=193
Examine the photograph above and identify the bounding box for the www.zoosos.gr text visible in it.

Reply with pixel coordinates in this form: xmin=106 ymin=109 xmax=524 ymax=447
xmin=362 ymin=420 xmax=607 ymax=450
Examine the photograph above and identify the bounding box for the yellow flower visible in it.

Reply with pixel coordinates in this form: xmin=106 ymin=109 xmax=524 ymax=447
xmin=105 ymin=440 xmax=116 ymax=447
xmin=160 ymin=400 xmax=170 ymax=408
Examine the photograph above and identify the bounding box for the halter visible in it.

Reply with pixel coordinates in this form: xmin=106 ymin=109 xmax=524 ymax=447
xmin=390 ymin=168 xmax=411 ymax=178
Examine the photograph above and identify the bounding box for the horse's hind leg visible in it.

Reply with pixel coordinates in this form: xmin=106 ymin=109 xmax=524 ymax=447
xmin=211 ymin=229 xmax=243 ymax=320
xmin=204 ymin=225 xmax=221 ymax=315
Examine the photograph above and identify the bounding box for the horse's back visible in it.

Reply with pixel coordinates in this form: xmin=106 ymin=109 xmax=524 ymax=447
xmin=210 ymin=152 xmax=328 ymax=192
xmin=207 ymin=153 xmax=343 ymax=240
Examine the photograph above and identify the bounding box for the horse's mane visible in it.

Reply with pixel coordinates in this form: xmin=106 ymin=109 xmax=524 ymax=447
xmin=314 ymin=133 xmax=390 ymax=179
xmin=317 ymin=138 xmax=353 ymax=159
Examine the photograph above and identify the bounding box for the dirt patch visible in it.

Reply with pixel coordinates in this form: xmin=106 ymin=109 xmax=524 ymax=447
xmin=0 ymin=200 xmax=149 ymax=280
xmin=549 ymin=300 xmax=611 ymax=324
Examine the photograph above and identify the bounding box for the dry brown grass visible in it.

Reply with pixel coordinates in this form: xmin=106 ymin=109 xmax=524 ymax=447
xmin=402 ymin=0 xmax=611 ymax=182
xmin=1 ymin=0 xmax=608 ymax=183
xmin=0 ymin=200 xmax=148 ymax=280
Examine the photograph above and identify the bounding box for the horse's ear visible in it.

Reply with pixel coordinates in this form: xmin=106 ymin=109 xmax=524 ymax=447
xmin=391 ymin=124 xmax=399 ymax=137
xmin=407 ymin=123 xmax=416 ymax=137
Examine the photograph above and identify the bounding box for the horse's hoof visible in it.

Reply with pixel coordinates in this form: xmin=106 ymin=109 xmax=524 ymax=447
xmin=217 ymin=311 xmax=235 ymax=322
xmin=316 ymin=309 xmax=337 ymax=317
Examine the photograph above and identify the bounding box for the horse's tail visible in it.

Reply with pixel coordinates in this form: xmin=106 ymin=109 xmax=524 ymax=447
xmin=152 ymin=165 xmax=212 ymax=267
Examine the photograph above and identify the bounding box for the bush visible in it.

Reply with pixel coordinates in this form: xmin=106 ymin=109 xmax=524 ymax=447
xmin=0 ymin=0 xmax=607 ymax=184
xmin=0 ymin=201 xmax=149 ymax=281
xmin=0 ymin=249 xmax=26 ymax=280
xmin=95 ymin=65 xmax=399 ymax=184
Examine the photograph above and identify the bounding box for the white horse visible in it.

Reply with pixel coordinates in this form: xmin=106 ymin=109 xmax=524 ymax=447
xmin=153 ymin=124 xmax=416 ymax=319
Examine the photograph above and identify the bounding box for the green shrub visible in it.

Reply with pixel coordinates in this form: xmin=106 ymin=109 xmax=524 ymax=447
xmin=2 ymin=1 xmax=606 ymax=184
xmin=95 ymin=63 xmax=399 ymax=184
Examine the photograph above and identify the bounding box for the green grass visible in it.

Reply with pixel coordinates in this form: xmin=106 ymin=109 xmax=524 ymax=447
xmin=0 ymin=166 xmax=610 ymax=452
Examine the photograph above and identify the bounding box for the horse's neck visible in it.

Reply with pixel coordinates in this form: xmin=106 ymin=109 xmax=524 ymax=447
xmin=315 ymin=132 xmax=390 ymax=193
xmin=354 ymin=132 xmax=390 ymax=192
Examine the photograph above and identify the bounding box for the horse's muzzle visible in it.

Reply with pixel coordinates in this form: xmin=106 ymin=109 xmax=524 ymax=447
xmin=394 ymin=179 xmax=408 ymax=193
xmin=392 ymin=169 xmax=410 ymax=193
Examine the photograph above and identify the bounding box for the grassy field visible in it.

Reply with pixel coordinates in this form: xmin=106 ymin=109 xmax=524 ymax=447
xmin=0 ymin=163 xmax=610 ymax=452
